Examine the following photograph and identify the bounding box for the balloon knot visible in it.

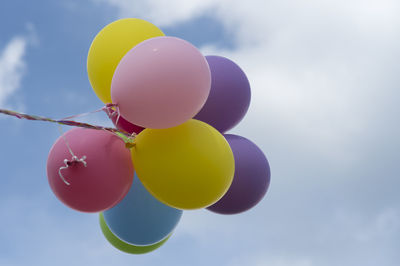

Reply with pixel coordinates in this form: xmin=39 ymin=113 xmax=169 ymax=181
xmin=125 ymin=142 xmax=135 ymax=149
xmin=58 ymin=155 xmax=87 ymax=186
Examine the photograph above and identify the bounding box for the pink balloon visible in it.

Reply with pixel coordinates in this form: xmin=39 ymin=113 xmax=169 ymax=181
xmin=111 ymin=36 xmax=211 ymax=129
xmin=46 ymin=128 xmax=134 ymax=213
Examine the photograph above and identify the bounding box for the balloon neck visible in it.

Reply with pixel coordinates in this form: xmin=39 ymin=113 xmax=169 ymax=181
xmin=58 ymin=155 xmax=88 ymax=186
xmin=105 ymin=103 xmax=118 ymax=109
xmin=125 ymin=142 xmax=135 ymax=149
xmin=115 ymin=131 xmax=136 ymax=149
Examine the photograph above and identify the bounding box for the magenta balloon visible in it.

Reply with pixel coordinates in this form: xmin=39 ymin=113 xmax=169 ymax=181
xmin=111 ymin=36 xmax=211 ymax=129
xmin=107 ymin=109 xmax=144 ymax=135
xmin=207 ymin=134 xmax=270 ymax=214
xmin=46 ymin=128 xmax=134 ymax=213
xmin=194 ymin=56 xmax=251 ymax=133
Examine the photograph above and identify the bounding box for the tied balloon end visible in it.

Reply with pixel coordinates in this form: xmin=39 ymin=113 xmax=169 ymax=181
xmin=115 ymin=131 xmax=136 ymax=149
xmin=57 ymin=125 xmax=88 ymax=185
xmin=104 ymin=103 xmax=120 ymax=124
xmin=103 ymin=102 xmax=145 ymax=136
xmin=125 ymin=141 xmax=135 ymax=149
xmin=105 ymin=103 xmax=118 ymax=109
xmin=58 ymin=155 xmax=87 ymax=186
xmin=104 ymin=103 xmax=119 ymax=115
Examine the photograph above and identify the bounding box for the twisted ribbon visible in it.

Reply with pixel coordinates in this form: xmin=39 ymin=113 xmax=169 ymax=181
xmin=0 ymin=104 xmax=130 ymax=136
xmin=0 ymin=105 xmax=136 ymax=185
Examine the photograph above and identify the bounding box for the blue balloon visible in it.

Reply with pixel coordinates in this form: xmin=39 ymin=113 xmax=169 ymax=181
xmin=103 ymin=174 xmax=183 ymax=246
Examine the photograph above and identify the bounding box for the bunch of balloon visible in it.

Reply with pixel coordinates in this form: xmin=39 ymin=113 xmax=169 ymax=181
xmin=46 ymin=17 xmax=270 ymax=255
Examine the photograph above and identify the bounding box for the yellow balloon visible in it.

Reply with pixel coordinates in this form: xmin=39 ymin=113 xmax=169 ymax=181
xmin=87 ymin=18 xmax=164 ymax=104
xmin=131 ymin=119 xmax=235 ymax=210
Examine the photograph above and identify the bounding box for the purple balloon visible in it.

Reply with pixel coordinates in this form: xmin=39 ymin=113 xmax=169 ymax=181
xmin=207 ymin=134 xmax=271 ymax=214
xmin=194 ymin=55 xmax=251 ymax=133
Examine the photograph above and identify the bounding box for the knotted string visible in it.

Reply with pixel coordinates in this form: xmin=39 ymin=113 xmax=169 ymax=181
xmin=103 ymin=104 xmax=136 ymax=148
xmin=57 ymin=125 xmax=88 ymax=185
xmin=58 ymin=155 xmax=87 ymax=186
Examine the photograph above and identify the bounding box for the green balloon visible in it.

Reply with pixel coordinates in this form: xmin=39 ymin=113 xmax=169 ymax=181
xmin=99 ymin=213 xmax=170 ymax=254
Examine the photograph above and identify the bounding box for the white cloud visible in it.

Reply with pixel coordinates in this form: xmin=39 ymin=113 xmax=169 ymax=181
xmin=0 ymin=36 xmax=27 ymax=108
xmin=198 ymin=0 xmax=400 ymax=162
xmin=0 ymin=24 xmax=36 ymax=109
xmin=92 ymin=0 xmax=219 ymax=27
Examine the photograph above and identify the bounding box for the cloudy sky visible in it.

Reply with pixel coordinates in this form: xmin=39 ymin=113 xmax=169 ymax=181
xmin=0 ymin=0 xmax=399 ymax=265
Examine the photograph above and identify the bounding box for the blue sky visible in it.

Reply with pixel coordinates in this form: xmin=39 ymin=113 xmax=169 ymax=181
xmin=1 ymin=0 xmax=399 ymax=265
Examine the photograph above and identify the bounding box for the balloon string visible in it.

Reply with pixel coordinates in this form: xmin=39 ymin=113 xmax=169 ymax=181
xmin=115 ymin=105 xmax=121 ymax=128
xmin=61 ymin=105 xmax=111 ymax=120
xmin=58 ymin=125 xmax=75 ymax=159
xmin=57 ymin=125 xmax=87 ymax=186
xmin=0 ymin=105 xmax=137 ymax=184
xmin=103 ymin=104 xmax=136 ymax=148
xmin=0 ymin=106 xmax=132 ymax=138
xmin=103 ymin=103 xmax=120 ymax=129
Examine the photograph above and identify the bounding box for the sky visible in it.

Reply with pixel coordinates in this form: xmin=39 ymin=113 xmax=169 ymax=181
xmin=0 ymin=0 xmax=399 ymax=265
